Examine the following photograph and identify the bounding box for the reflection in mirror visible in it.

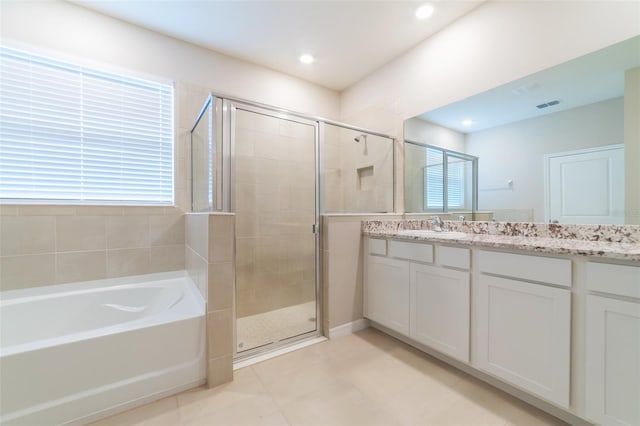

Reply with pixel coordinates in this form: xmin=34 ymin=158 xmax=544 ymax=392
xmin=404 ymin=142 xmax=478 ymax=219
xmin=404 ymin=36 xmax=640 ymax=224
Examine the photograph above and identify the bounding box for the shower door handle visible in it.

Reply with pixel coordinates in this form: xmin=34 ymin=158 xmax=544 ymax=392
xmin=312 ymin=224 xmax=317 ymax=234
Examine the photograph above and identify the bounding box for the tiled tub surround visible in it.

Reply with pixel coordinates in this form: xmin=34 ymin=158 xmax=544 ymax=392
xmin=185 ymin=213 xmax=235 ymax=388
xmin=362 ymin=220 xmax=640 ymax=261
xmin=0 ymin=205 xmax=185 ymax=291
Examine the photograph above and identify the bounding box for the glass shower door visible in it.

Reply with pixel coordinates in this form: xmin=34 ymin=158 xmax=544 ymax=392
xmin=232 ymin=105 xmax=318 ymax=354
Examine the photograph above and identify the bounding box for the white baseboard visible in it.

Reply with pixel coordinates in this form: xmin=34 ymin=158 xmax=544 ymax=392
xmin=328 ymin=318 xmax=370 ymax=339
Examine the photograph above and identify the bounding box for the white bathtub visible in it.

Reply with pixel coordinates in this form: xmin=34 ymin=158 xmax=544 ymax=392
xmin=0 ymin=271 xmax=206 ymax=425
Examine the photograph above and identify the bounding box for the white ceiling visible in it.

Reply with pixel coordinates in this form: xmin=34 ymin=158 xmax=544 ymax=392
xmin=418 ymin=36 xmax=640 ymax=133
xmin=72 ymin=0 xmax=484 ymax=91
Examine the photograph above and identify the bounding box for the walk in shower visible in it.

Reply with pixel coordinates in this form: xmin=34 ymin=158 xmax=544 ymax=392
xmin=191 ymin=94 xmax=394 ymax=359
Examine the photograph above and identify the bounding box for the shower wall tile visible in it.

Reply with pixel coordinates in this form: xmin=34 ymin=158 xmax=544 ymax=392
xmin=0 ymin=254 xmax=55 ymax=290
xmin=56 ymin=251 xmax=107 ymax=284
xmin=106 ymin=216 xmax=150 ymax=249
xmin=0 ymin=216 xmax=55 ymax=256
xmin=107 ymin=248 xmax=150 ymax=278
xmin=55 ymin=216 xmax=106 ymax=252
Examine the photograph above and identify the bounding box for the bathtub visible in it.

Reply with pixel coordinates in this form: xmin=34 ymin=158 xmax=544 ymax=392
xmin=0 ymin=271 xmax=206 ymax=425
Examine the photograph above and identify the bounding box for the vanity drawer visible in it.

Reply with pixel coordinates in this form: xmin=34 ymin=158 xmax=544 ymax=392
xmin=478 ymin=250 xmax=571 ymax=287
xmin=587 ymin=262 xmax=640 ymax=299
xmin=368 ymin=238 xmax=387 ymax=256
xmin=436 ymin=245 xmax=470 ymax=270
xmin=389 ymin=240 xmax=433 ymax=263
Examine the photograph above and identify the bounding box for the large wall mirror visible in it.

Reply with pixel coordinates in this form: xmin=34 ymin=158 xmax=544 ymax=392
xmin=404 ymin=35 xmax=640 ymax=224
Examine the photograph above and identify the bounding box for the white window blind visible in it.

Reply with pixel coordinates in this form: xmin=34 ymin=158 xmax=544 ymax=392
xmin=0 ymin=47 xmax=174 ymax=204
xmin=424 ymin=147 xmax=444 ymax=209
xmin=424 ymin=147 xmax=465 ymax=210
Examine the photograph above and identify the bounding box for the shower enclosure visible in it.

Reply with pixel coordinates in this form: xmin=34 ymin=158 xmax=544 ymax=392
xmin=191 ymin=94 xmax=395 ymax=359
xmin=192 ymin=95 xmax=320 ymax=358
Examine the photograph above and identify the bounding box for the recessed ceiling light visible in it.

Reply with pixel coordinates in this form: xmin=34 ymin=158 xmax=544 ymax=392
xmin=462 ymin=119 xmax=473 ymax=126
xmin=299 ymin=54 xmax=314 ymax=64
xmin=415 ymin=4 xmax=434 ymax=20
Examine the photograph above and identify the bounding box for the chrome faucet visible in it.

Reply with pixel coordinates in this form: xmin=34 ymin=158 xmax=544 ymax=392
xmin=432 ymin=216 xmax=447 ymax=232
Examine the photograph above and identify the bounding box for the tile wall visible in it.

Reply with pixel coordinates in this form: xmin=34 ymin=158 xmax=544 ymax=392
xmin=0 ymin=205 xmax=184 ymax=291
xmin=323 ymin=124 xmax=394 ymax=214
xmin=185 ymin=212 xmax=235 ymax=388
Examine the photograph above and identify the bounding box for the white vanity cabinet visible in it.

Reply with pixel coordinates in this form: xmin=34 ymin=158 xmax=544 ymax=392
xmin=476 ymin=250 xmax=571 ymax=408
xmin=585 ymin=262 xmax=640 ymax=426
xmin=365 ymin=238 xmax=470 ymax=361
xmin=410 ymin=262 xmax=470 ymax=362
xmin=364 ymin=239 xmax=411 ymax=335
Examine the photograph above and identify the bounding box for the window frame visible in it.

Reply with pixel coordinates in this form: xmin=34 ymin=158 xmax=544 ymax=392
xmin=405 ymin=140 xmax=478 ymax=214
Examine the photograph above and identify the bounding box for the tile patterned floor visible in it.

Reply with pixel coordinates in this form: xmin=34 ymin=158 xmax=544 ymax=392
xmin=237 ymin=302 xmax=317 ymax=352
xmin=91 ymin=328 xmax=568 ymax=426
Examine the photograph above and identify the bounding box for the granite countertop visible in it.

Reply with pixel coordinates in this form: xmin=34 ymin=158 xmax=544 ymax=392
xmin=362 ymin=220 xmax=640 ymax=262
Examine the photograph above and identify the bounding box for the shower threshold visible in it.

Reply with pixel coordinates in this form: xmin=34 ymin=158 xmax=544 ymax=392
xmin=234 ymin=301 xmax=323 ymax=365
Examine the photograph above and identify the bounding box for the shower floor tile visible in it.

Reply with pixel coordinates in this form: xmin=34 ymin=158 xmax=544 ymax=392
xmin=236 ymin=301 xmax=317 ymax=352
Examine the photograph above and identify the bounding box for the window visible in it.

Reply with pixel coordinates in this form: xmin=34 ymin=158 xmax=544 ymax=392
xmin=0 ymin=47 xmax=174 ymax=204
xmin=423 ymin=146 xmax=475 ymax=211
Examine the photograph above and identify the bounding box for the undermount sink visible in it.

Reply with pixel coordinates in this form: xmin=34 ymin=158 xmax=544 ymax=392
xmin=397 ymin=229 xmax=467 ymax=239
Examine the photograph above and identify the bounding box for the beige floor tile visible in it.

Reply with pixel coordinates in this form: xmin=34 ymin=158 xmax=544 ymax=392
xmin=258 ymin=359 xmax=343 ymax=407
xmin=250 ymin=341 xmax=329 ymax=386
xmin=338 ymin=351 xmax=425 ymax=405
xmin=279 ymin=379 xmax=400 ymax=426
xmin=423 ymin=376 xmax=567 ymax=426
xmin=89 ymin=396 xmax=179 ymax=426
xmin=182 ymin=395 xmax=287 ymax=426
xmin=382 ymin=373 xmax=463 ymax=425
xmin=177 ymin=367 xmax=267 ymax=422
xmin=88 ymin=329 xmax=567 ymax=426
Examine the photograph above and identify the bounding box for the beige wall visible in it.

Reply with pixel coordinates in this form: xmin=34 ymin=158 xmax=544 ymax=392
xmin=404 ymin=119 xmax=465 ymax=152
xmin=0 ymin=0 xmax=339 ymax=120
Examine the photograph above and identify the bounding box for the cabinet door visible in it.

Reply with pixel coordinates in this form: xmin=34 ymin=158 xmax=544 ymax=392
xmin=365 ymin=255 xmax=410 ymax=335
xmin=477 ymin=275 xmax=571 ymax=407
xmin=410 ymin=263 xmax=470 ymax=362
xmin=586 ymin=295 xmax=640 ymax=426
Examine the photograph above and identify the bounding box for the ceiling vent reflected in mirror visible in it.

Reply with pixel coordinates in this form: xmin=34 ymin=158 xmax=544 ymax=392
xmin=536 ymin=100 xmax=561 ymax=109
